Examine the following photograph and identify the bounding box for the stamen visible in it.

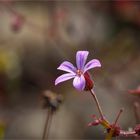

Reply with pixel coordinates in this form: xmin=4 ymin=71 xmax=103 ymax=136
xmin=76 ymin=69 xmax=83 ymax=76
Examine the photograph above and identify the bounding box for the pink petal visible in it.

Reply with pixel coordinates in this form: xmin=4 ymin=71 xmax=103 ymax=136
xmin=84 ymin=59 xmax=101 ymax=73
xmin=76 ymin=51 xmax=89 ymax=70
xmin=73 ymin=75 xmax=85 ymax=91
xmin=88 ymin=120 xmax=100 ymax=126
xmin=57 ymin=61 xmax=76 ymax=74
xmin=55 ymin=73 xmax=75 ymax=85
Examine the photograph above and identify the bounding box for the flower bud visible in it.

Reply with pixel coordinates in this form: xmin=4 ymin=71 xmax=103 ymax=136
xmin=84 ymin=72 xmax=94 ymax=91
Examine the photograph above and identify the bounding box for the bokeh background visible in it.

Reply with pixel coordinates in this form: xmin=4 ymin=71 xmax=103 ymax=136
xmin=0 ymin=1 xmax=140 ymax=139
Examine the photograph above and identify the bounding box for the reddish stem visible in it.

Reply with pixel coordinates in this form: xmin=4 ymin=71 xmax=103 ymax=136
xmin=89 ymin=89 xmax=104 ymax=119
xmin=114 ymin=108 xmax=123 ymax=126
xmin=134 ymin=102 xmax=140 ymax=124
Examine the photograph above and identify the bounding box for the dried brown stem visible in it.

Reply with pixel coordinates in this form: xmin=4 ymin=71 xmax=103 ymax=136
xmin=42 ymin=108 xmax=53 ymax=140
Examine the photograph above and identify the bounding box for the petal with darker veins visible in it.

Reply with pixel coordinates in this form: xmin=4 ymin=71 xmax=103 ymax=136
xmin=57 ymin=61 xmax=77 ymax=74
xmin=84 ymin=59 xmax=101 ymax=73
xmin=73 ymin=75 xmax=85 ymax=91
xmin=55 ymin=73 xmax=75 ymax=85
xmin=76 ymin=51 xmax=89 ymax=70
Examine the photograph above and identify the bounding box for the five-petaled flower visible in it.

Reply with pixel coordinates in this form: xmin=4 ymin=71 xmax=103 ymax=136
xmin=55 ymin=51 xmax=101 ymax=91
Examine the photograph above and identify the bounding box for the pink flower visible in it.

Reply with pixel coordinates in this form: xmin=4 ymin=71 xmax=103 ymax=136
xmin=55 ymin=51 xmax=101 ymax=91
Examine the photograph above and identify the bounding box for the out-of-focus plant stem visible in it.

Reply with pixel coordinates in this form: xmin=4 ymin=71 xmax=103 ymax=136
xmin=42 ymin=108 xmax=53 ymax=140
xmin=134 ymin=102 xmax=140 ymax=124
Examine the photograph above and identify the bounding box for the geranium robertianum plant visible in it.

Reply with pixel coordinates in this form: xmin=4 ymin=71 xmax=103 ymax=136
xmin=55 ymin=50 xmax=140 ymax=140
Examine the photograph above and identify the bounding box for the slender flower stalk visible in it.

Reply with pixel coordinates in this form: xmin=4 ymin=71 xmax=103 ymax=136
xmin=114 ymin=108 xmax=123 ymax=126
xmin=42 ymin=109 xmax=53 ymax=140
xmin=89 ymin=89 xmax=104 ymax=119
